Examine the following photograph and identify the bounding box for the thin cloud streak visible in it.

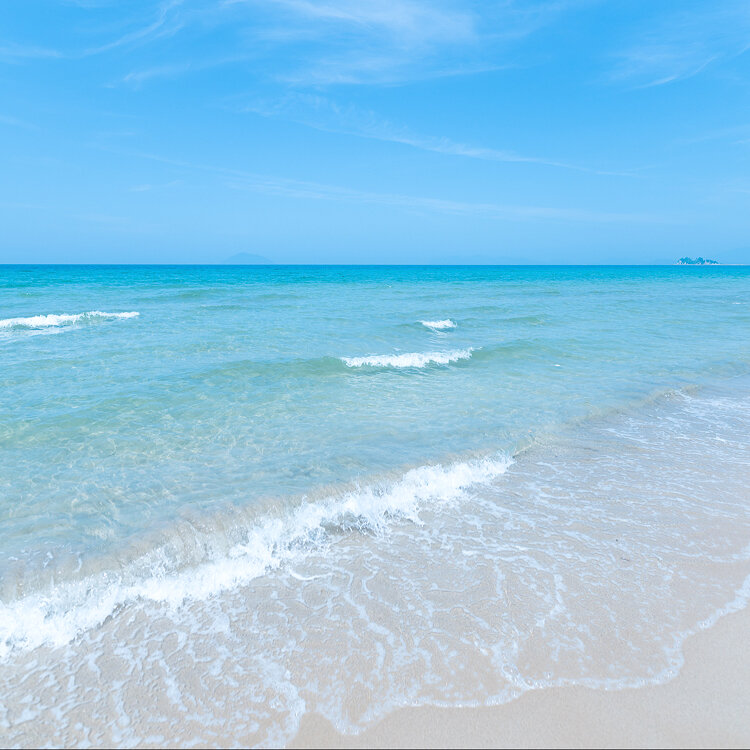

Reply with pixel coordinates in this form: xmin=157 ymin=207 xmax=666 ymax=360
xmin=227 ymin=0 xmax=477 ymax=46
xmin=107 ymin=147 xmax=662 ymax=224
xmin=0 ymin=42 xmax=62 ymax=62
xmin=244 ymin=94 xmax=636 ymax=176
xmin=82 ymin=0 xmax=186 ymax=56
xmin=120 ymin=54 xmax=252 ymax=87
xmin=611 ymin=1 xmax=750 ymax=87
xmin=226 ymin=177 xmax=656 ymax=222
xmin=1 ymin=0 xmax=185 ymax=63
xmin=0 ymin=0 xmax=584 ymax=88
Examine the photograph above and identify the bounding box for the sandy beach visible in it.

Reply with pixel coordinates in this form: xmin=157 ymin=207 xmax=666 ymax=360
xmin=3 ymin=268 xmax=750 ymax=748
xmin=291 ymin=604 xmax=750 ymax=748
xmin=4 ymin=0 xmax=750 ymax=743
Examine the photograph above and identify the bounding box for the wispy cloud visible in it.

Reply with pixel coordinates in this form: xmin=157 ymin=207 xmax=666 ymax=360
xmin=243 ymin=93 xmax=634 ymax=176
xmin=611 ymin=1 xmax=750 ymax=87
xmin=1 ymin=0 xmax=185 ymax=63
xmin=110 ymin=147 xmax=660 ymax=223
xmin=234 ymin=0 xmax=477 ymax=46
xmin=226 ymin=175 xmax=655 ymax=222
xmin=82 ymin=0 xmax=186 ymax=56
xmin=121 ymin=61 xmax=195 ymax=87
xmin=236 ymin=0 xmax=481 ymax=85
xmin=2 ymin=0 xmax=475 ymax=85
xmin=2 ymin=1 xmax=585 ymax=88
xmin=120 ymin=53 xmax=250 ymax=87
xmin=257 ymin=1 xmax=589 ymax=85
xmin=0 ymin=42 xmax=62 ymax=63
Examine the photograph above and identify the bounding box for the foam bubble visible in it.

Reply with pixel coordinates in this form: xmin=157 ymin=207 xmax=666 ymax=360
xmin=0 ymin=454 xmax=512 ymax=659
xmin=420 ymin=319 xmax=457 ymax=330
xmin=0 ymin=311 xmax=139 ymax=330
xmin=341 ymin=348 xmax=474 ymax=368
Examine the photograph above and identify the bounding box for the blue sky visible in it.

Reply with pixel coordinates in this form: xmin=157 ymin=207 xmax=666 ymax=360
xmin=1 ymin=0 xmax=749 ymax=263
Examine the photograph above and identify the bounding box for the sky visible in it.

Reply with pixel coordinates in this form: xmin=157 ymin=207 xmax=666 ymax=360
xmin=0 ymin=0 xmax=749 ymax=264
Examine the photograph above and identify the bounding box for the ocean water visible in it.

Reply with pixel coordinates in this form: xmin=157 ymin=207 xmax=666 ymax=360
xmin=1 ymin=264 xmax=749 ymax=746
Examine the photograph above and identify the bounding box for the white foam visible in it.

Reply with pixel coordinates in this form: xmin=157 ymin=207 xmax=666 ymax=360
xmin=0 ymin=454 xmax=512 ymax=658
xmin=342 ymin=348 xmax=474 ymax=368
xmin=0 ymin=311 xmax=139 ymax=330
xmin=420 ymin=319 xmax=457 ymax=330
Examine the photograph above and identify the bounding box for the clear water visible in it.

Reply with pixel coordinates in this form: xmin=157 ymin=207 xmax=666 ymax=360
xmin=1 ymin=265 xmax=749 ymax=745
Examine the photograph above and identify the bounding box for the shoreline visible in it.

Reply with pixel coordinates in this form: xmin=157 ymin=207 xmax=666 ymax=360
xmin=3 ymin=266 xmax=749 ymax=747
xmin=290 ymin=604 xmax=750 ymax=748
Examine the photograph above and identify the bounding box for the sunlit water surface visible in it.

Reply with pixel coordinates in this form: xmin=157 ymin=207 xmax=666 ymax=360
xmin=1 ymin=265 xmax=749 ymax=745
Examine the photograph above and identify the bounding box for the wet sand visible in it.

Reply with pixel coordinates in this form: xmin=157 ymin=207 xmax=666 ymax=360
xmin=290 ymin=604 xmax=750 ymax=748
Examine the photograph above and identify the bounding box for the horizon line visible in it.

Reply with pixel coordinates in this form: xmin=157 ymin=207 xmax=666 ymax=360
xmin=1 ymin=263 xmax=745 ymax=268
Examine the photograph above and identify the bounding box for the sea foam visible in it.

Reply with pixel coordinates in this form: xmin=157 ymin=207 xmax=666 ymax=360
xmin=420 ymin=319 xmax=456 ymax=330
xmin=341 ymin=348 xmax=473 ymax=368
xmin=0 ymin=454 xmax=512 ymax=658
xmin=0 ymin=311 xmax=139 ymax=330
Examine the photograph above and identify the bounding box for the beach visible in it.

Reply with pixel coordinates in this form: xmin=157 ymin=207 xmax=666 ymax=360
xmin=1 ymin=265 xmax=749 ymax=747
xmin=292 ymin=605 xmax=750 ymax=748
xmin=5 ymin=0 xmax=750 ymax=743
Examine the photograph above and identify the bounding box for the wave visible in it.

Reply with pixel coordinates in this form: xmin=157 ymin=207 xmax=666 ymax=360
xmin=0 ymin=311 xmax=139 ymax=330
xmin=420 ymin=319 xmax=456 ymax=330
xmin=0 ymin=454 xmax=512 ymax=658
xmin=341 ymin=349 xmax=474 ymax=369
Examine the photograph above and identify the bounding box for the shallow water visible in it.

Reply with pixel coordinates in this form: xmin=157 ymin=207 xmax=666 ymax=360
xmin=1 ymin=265 xmax=749 ymax=745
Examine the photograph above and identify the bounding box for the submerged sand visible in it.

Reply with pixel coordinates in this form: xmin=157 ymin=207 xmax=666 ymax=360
xmin=291 ymin=604 xmax=750 ymax=748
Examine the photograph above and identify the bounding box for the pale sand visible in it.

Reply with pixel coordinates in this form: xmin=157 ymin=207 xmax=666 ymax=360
xmin=290 ymin=604 xmax=750 ymax=748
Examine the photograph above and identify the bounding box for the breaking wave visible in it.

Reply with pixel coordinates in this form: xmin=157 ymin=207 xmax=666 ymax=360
xmin=0 ymin=311 xmax=139 ymax=330
xmin=341 ymin=349 xmax=474 ymax=368
xmin=420 ymin=319 xmax=456 ymax=330
xmin=0 ymin=454 xmax=512 ymax=659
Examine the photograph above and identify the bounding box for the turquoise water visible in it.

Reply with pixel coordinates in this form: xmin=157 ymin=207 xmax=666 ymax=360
xmin=2 ymin=265 xmax=748 ymax=575
xmin=1 ymin=265 xmax=750 ymax=745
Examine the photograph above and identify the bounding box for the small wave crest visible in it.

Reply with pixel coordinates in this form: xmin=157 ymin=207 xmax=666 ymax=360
xmin=420 ymin=319 xmax=456 ymax=330
xmin=341 ymin=348 xmax=474 ymax=368
xmin=0 ymin=311 xmax=139 ymax=330
xmin=0 ymin=454 xmax=512 ymax=658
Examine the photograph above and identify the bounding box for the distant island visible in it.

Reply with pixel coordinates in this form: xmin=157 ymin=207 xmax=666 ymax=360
xmin=676 ymin=257 xmax=720 ymax=265
xmin=223 ymin=252 xmax=272 ymax=265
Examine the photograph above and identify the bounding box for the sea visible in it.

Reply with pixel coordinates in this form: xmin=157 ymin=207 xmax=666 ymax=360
xmin=1 ymin=264 xmax=749 ymax=746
